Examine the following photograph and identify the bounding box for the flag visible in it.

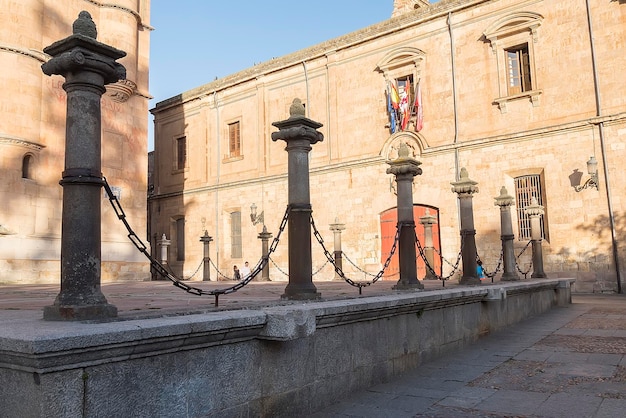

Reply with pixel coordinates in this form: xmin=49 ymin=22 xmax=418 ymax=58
xmin=386 ymin=82 xmax=397 ymax=134
xmin=390 ymin=82 xmax=400 ymax=110
xmin=400 ymin=79 xmax=410 ymax=131
xmin=414 ymin=79 xmax=423 ymax=132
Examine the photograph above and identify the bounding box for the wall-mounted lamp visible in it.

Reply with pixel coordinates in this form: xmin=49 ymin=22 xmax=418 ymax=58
xmin=250 ymin=203 xmax=264 ymax=225
xmin=575 ymin=156 xmax=599 ymax=192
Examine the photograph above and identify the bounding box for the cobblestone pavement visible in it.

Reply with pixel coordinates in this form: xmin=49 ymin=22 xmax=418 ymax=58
xmin=309 ymin=293 xmax=626 ymax=418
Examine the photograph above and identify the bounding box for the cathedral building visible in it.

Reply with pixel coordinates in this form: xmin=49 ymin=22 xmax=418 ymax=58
xmin=0 ymin=0 xmax=151 ymax=283
xmin=150 ymin=0 xmax=626 ymax=293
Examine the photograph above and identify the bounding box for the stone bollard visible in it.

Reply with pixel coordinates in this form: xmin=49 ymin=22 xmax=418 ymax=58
xmin=41 ymin=11 xmax=126 ymax=320
xmin=329 ymin=218 xmax=346 ymax=280
xmin=258 ymin=225 xmax=273 ymax=281
xmin=158 ymin=234 xmax=171 ymax=266
xmin=271 ymin=98 xmax=324 ymax=300
xmin=494 ymin=186 xmax=519 ymax=281
xmin=525 ymin=197 xmax=547 ymax=278
xmin=451 ymin=168 xmax=481 ymax=285
xmin=200 ymin=231 xmax=213 ymax=281
xmin=386 ymin=142 xmax=424 ymax=290
xmin=419 ymin=209 xmax=438 ymax=280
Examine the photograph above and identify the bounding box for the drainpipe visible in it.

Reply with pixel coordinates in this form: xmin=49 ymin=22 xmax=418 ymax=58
xmin=302 ymin=61 xmax=310 ymax=118
xmin=585 ymin=0 xmax=621 ymax=293
xmin=213 ymin=91 xmax=221 ymax=270
xmin=448 ymin=12 xmax=460 ymax=181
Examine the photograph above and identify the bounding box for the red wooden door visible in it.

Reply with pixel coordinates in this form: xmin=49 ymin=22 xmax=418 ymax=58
xmin=380 ymin=206 xmax=441 ymax=280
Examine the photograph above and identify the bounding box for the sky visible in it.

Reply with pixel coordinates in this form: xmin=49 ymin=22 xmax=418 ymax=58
xmin=147 ymin=1 xmax=395 ymax=149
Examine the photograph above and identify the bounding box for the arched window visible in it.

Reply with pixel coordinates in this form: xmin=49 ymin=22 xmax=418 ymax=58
xmin=22 ymin=154 xmax=34 ymax=179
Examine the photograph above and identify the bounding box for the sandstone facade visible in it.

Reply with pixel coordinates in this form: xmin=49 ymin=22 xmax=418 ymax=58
xmin=150 ymin=0 xmax=626 ymax=293
xmin=0 ymin=0 xmax=151 ymax=283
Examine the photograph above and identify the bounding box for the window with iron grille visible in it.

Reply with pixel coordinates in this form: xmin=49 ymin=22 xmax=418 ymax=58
xmin=514 ymin=174 xmax=548 ymax=241
xmin=228 ymin=121 xmax=241 ymax=157
xmin=231 ymin=211 xmax=242 ymax=258
xmin=176 ymin=217 xmax=185 ymax=261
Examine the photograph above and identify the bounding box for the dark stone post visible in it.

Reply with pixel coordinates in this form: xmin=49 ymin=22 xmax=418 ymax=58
xmin=257 ymin=225 xmax=273 ymax=281
xmin=200 ymin=231 xmax=213 ymax=281
xmin=525 ymin=197 xmax=547 ymax=278
xmin=329 ymin=218 xmax=346 ymax=280
xmin=419 ymin=209 xmax=438 ymax=280
xmin=271 ymin=99 xmax=323 ymax=299
xmin=494 ymin=186 xmax=519 ymax=281
xmin=41 ymin=11 xmax=125 ymax=320
xmin=387 ymin=142 xmax=424 ymax=290
xmin=451 ymin=168 xmax=481 ymax=285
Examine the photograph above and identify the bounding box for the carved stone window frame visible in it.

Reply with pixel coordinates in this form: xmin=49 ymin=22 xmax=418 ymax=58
xmin=483 ymin=12 xmax=544 ymax=113
xmin=376 ymin=46 xmax=425 ymax=87
xmin=171 ymin=134 xmax=188 ymax=174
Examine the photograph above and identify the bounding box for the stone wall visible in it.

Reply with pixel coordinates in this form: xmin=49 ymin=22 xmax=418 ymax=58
xmin=0 ymin=278 xmax=573 ymax=417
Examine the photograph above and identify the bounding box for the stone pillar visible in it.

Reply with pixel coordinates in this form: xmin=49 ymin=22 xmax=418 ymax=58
xmin=158 ymin=234 xmax=171 ymax=265
xmin=525 ymin=197 xmax=547 ymax=278
xmin=451 ymin=168 xmax=481 ymax=285
xmin=329 ymin=218 xmax=346 ymax=280
xmin=494 ymin=186 xmax=519 ymax=281
xmin=419 ymin=209 xmax=438 ymax=280
xmin=200 ymin=231 xmax=213 ymax=281
xmin=386 ymin=142 xmax=424 ymax=290
xmin=271 ymin=99 xmax=324 ymax=299
xmin=41 ymin=11 xmax=125 ymax=320
xmin=258 ymin=225 xmax=273 ymax=281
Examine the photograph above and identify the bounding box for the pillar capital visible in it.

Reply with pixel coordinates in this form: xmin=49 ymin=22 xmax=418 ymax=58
xmin=329 ymin=218 xmax=346 ymax=232
xmin=258 ymin=225 xmax=273 ymax=240
xmin=419 ymin=209 xmax=437 ymax=226
xmin=451 ymin=167 xmax=479 ymax=196
xmin=41 ymin=11 xmax=126 ymax=86
xmin=271 ymin=99 xmax=324 ymax=145
xmin=494 ymin=186 xmax=515 ymax=207
xmin=199 ymin=230 xmax=213 ymax=243
xmin=524 ymin=196 xmax=545 ymax=217
xmin=386 ymin=142 xmax=422 ymax=178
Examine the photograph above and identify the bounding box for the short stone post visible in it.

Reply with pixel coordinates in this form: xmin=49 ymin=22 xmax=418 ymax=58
xmin=158 ymin=233 xmax=171 ymax=266
xmin=329 ymin=218 xmax=346 ymax=280
xmin=258 ymin=225 xmax=273 ymax=281
xmin=419 ymin=209 xmax=438 ymax=280
xmin=386 ymin=142 xmax=424 ymax=290
xmin=200 ymin=231 xmax=213 ymax=281
xmin=451 ymin=168 xmax=481 ymax=285
xmin=41 ymin=11 xmax=125 ymax=320
xmin=271 ymin=99 xmax=324 ymax=299
xmin=495 ymin=186 xmax=519 ymax=281
xmin=525 ymin=197 xmax=547 ymax=278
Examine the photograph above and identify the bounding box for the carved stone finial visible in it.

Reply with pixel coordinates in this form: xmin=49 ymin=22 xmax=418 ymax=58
xmin=289 ymin=98 xmax=306 ymax=118
xmin=494 ymin=186 xmax=515 ymax=207
xmin=73 ymin=11 xmax=97 ymax=39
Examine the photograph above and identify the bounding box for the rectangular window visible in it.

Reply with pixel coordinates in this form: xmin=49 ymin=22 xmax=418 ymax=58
xmin=228 ymin=121 xmax=241 ymax=157
xmin=514 ymin=175 xmax=548 ymax=241
xmin=176 ymin=136 xmax=186 ymax=170
xmin=230 ymin=211 xmax=242 ymax=258
xmin=176 ymin=217 xmax=185 ymax=261
xmin=505 ymin=44 xmax=531 ymax=95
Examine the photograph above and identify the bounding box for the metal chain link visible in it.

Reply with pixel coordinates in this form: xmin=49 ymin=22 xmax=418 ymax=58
xmin=103 ymin=177 xmax=290 ymax=306
xmin=269 ymin=256 xmax=289 ymax=277
xmin=310 ymin=214 xmax=400 ymax=294
xmin=414 ymin=227 xmax=463 ymax=282
xmin=515 ymin=240 xmax=533 ymax=277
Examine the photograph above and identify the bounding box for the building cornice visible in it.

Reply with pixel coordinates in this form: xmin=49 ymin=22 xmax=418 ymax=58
xmin=0 ymin=134 xmax=45 ymax=151
xmin=152 ymin=0 xmax=492 ymax=113
xmin=83 ymin=0 xmax=154 ymax=30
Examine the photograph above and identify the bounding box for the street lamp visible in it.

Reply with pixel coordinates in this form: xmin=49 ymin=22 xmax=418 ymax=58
xmin=250 ymin=203 xmax=264 ymax=225
xmin=575 ymin=156 xmax=599 ymax=192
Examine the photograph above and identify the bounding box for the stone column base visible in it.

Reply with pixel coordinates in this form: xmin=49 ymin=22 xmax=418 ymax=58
xmin=43 ymin=304 xmax=118 ymax=321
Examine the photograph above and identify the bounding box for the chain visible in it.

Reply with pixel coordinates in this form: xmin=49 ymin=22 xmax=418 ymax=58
xmin=103 ymin=177 xmax=290 ymax=306
xmin=310 ymin=214 xmax=399 ymax=294
xmin=414 ymin=229 xmax=463 ymax=281
xmin=186 ymin=259 xmax=205 ymax=280
xmin=341 ymin=252 xmax=378 ymax=277
xmin=515 ymin=240 xmax=533 ymax=277
xmin=269 ymin=256 xmax=290 ymax=276
xmin=476 ymin=250 xmax=503 ymax=281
